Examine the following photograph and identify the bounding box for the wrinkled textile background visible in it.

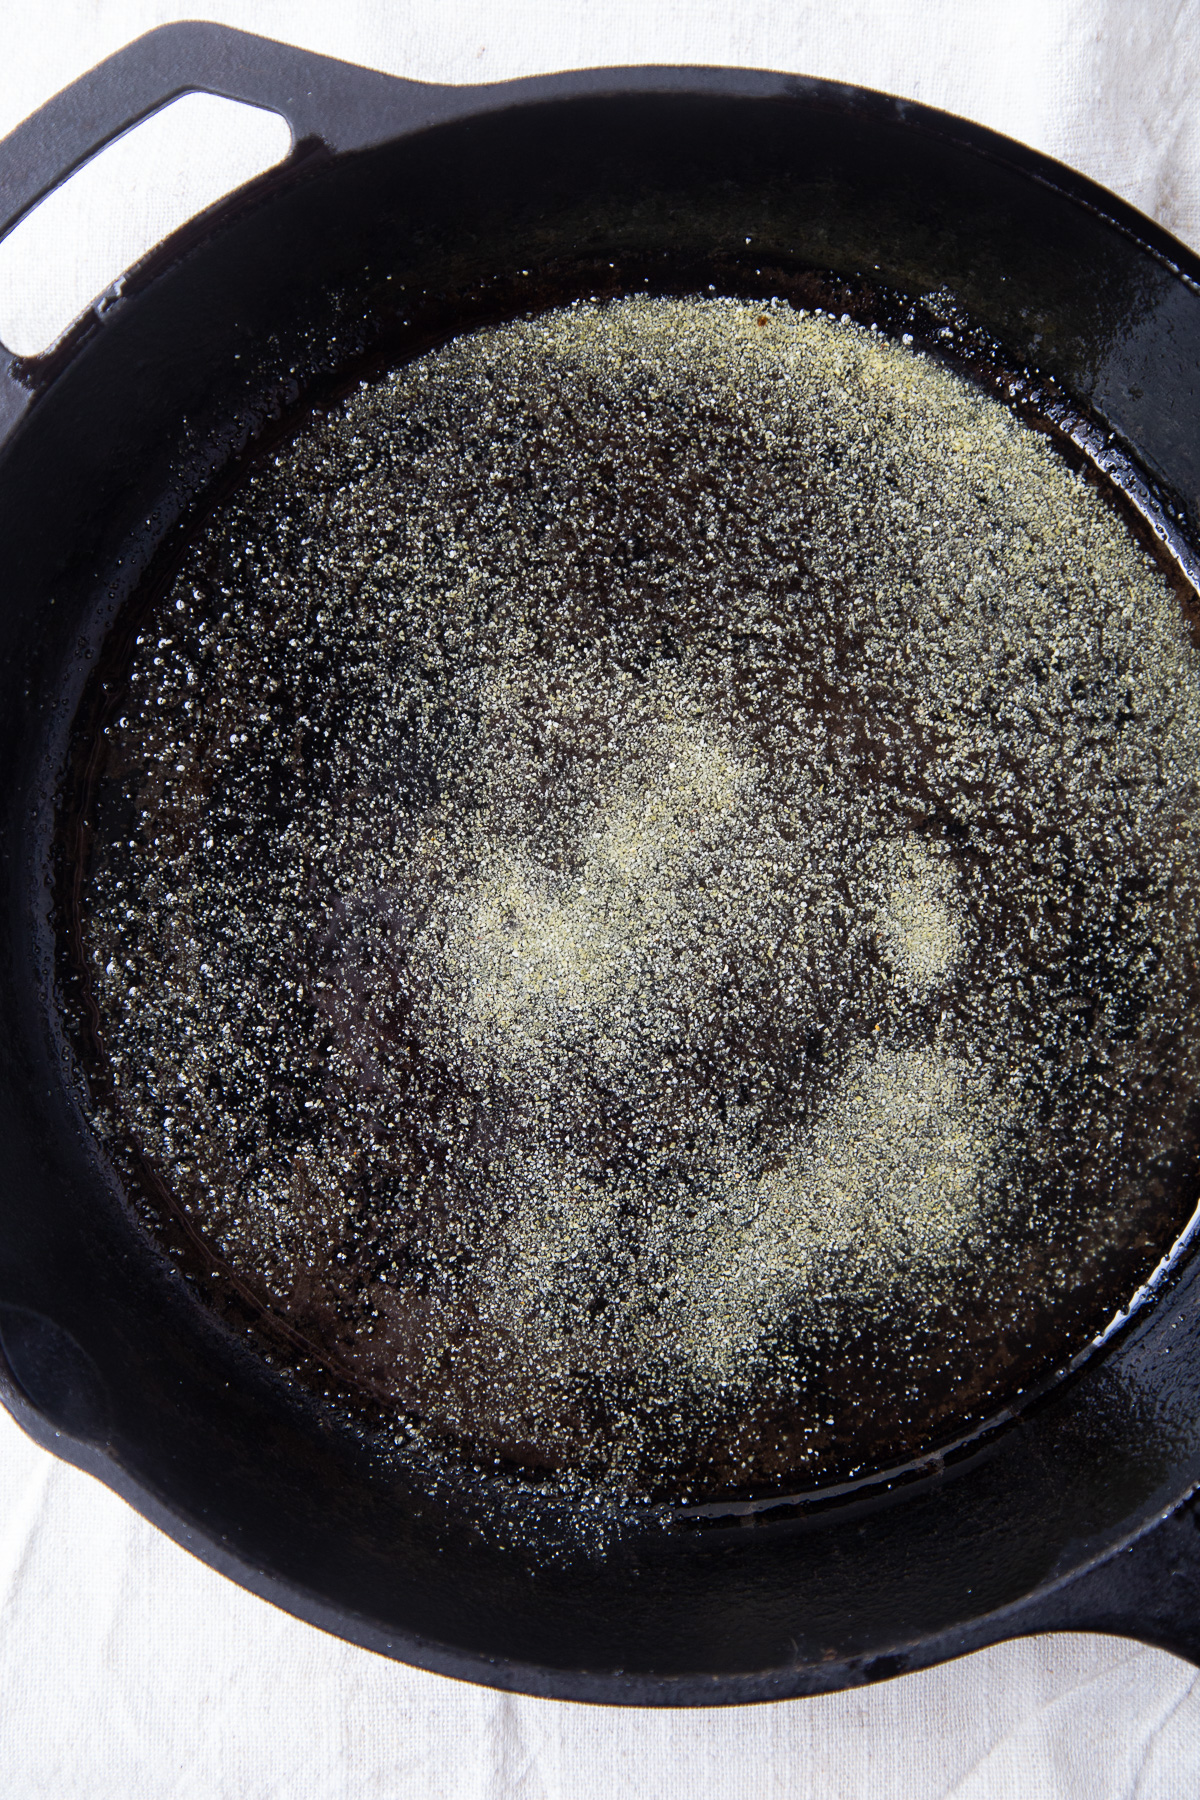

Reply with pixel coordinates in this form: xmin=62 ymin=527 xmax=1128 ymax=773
xmin=2 ymin=3 xmax=1200 ymax=1795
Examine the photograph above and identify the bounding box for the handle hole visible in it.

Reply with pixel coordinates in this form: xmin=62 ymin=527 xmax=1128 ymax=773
xmin=0 ymin=91 xmax=292 ymax=358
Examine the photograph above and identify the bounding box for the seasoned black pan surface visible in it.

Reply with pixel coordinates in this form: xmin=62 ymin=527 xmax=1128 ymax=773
xmin=60 ymin=294 xmax=1200 ymax=1511
xmin=4 ymin=23 xmax=1200 ymax=1700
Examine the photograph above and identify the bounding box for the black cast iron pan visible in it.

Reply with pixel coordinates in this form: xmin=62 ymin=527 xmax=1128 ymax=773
xmin=3 ymin=21 xmax=1200 ymax=1704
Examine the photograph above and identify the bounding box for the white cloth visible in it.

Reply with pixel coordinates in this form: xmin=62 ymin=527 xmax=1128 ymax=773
xmin=3 ymin=4 xmax=1200 ymax=1794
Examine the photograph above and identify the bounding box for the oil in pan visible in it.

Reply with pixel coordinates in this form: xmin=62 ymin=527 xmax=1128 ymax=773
xmin=62 ymin=296 xmax=1200 ymax=1505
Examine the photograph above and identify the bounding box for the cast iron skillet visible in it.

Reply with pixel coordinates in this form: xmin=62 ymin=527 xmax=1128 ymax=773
xmin=3 ymin=22 xmax=1200 ymax=1705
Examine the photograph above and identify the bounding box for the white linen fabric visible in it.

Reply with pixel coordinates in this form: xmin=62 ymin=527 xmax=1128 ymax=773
xmin=2 ymin=4 xmax=1200 ymax=1795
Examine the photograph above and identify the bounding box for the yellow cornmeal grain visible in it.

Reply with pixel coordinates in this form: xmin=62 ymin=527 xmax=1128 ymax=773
xmin=877 ymin=839 xmax=964 ymax=992
xmin=75 ymin=297 xmax=1200 ymax=1496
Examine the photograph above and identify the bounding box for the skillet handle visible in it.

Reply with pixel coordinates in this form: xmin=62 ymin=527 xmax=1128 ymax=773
xmin=997 ymin=1491 xmax=1200 ymax=1666
xmin=0 ymin=20 xmax=470 ymax=251
xmin=0 ymin=20 xmax=472 ymax=436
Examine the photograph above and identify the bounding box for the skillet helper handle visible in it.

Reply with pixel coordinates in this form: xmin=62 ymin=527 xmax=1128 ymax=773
xmin=999 ymin=1492 xmax=1200 ymax=1666
xmin=0 ymin=20 xmax=469 ymax=436
xmin=0 ymin=19 xmax=469 ymax=252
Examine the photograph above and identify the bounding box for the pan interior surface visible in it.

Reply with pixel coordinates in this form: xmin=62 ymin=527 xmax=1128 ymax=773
xmin=61 ymin=292 xmax=1200 ymax=1507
